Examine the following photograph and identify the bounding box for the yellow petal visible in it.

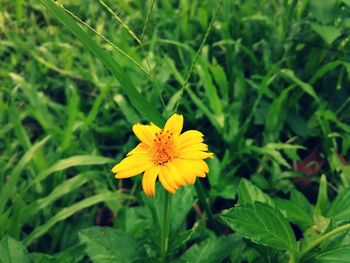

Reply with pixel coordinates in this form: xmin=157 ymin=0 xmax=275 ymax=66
xmin=177 ymin=130 xmax=204 ymax=149
xmin=179 ymin=151 xmax=214 ymax=160
xmin=170 ymin=159 xmax=197 ymax=185
xmin=127 ymin=143 xmax=150 ymax=156
xmin=165 ymin=161 xmax=187 ymax=187
xmin=179 ymin=143 xmax=208 ymax=153
xmin=174 ymin=159 xmax=209 ymax=178
xmin=159 ymin=167 xmax=177 ymax=194
xmin=142 ymin=166 xmax=160 ymax=197
xmin=112 ymin=155 xmax=153 ymax=178
xmin=164 ymin=114 xmax=183 ymax=137
xmin=132 ymin=123 xmax=160 ymax=145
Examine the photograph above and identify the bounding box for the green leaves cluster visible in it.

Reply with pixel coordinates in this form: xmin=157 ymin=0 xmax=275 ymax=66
xmin=220 ymin=178 xmax=350 ymax=262
xmin=2 ymin=0 xmax=350 ymax=262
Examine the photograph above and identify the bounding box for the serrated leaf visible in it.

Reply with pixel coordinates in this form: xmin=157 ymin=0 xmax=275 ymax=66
xmin=0 ymin=236 xmax=30 ymax=263
xmin=315 ymin=245 xmax=350 ymax=262
xmin=328 ymin=187 xmax=350 ymax=221
xmin=168 ymin=228 xmax=195 ymax=252
xmin=179 ymin=234 xmax=241 ymax=263
xmin=221 ymin=202 xmax=297 ymax=252
xmin=29 ymin=245 xmax=85 ymax=263
xmin=275 ymin=198 xmax=313 ymax=229
xmin=79 ymin=227 xmax=146 ymax=263
xmin=238 ymin=178 xmax=274 ymax=207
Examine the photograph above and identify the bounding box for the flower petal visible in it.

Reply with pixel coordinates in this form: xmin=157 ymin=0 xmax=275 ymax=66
xmin=179 ymin=151 xmax=214 ymax=160
xmin=112 ymin=155 xmax=153 ymax=178
xmin=179 ymin=143 xmax=208 ymax=154
xmin=164 ymin=114 xmax=183 ymax=137
xmin=165 ymin=161 xmax=187 ymax=187
xmin=169 ymin=159 xmax=197 ymax=185
xmin=127 ymin=143 xmax=150 ymax=156
xmin=176 ymin=130 xmax=204 ymax=150
xmin=159 ymin=167 xmax=177 ymax=193
xmin=174 ymin=159 xmax=209 ymax=178
xmin=142 ymin=166 xmax=160 ymax=197
xmin=132 ymin=123 xmax=160 ymax=145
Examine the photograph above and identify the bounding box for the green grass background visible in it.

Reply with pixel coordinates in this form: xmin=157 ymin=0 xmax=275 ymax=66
xmin=1 ymin=0 xmax=350 ymax=261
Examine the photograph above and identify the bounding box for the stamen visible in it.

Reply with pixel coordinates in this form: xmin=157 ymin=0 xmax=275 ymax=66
xmin=151 ymin=129 xmax=178 ymax=165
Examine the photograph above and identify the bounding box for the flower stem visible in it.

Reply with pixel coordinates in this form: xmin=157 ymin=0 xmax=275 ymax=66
xmin=160 ymin=191 xmax=170 ymax=263
xmin=195 ymin=181 xmax=220 ymax=235
xmin=300 ymin=223 xmax=350 ymax=258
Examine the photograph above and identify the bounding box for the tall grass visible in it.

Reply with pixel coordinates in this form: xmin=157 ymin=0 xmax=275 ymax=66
xmin=1 ymin=0 xmax=350 ymax=262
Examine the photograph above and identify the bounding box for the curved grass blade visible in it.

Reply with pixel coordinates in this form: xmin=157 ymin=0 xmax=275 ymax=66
xmin=22 ymin=172 xmax=93 ymax=220
xmin=23 ymin=192 xmax=133 ymax=246
xmin=0 ymin=136 xmax=51 ymax=213
xmin=27 ymin=155 xmax=114 ymax=188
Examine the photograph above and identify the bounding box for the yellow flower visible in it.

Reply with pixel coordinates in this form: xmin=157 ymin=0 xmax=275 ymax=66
xmin=111 ymin=114 xmax=213 ymax=197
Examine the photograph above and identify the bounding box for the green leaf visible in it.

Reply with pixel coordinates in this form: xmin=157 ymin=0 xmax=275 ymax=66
xmin=196 ymin=64 xmax=222 ymax=115
xmin=274 ymin=198 xmax=313 ymax=229
xmin=280 ymin=69 xmax=319 ymax=102
xmin=264 ymin=89 xmax=289 ymax=142
xmin=40 ymin=0 xmax=164 ymax=126
xmin=316 ymin=175 xmax=329 ymax=216
xmin=113 ymin=94 xmax=141 ymax=124
xmin=238 ymin=178 xmax=274 ymax=207
xmin=246 ymin=145 xmax=291 ymax=168
xmin=220 ymin=202 xmax=297 ymax=251
xmin=179 ymin=234 xmax=241 ymax=263
xmin=309 ymin=23 xmax=342 ymax=45
xmin=320 ymin=221 xmax=350 ymax=252
xmin=29 ymin=245 xmax=85 ymax=263
xmin=309 ymin=0 xmax=337 ymax=24
xmin=315 ymin=245 xmax=350 ymax=262
xmin=144 ymin=185 xmax=194 ymax=235
xmin=79 ymin=227 xmax=146 ymax=263
xmin=291 ymin=189 xmax=313 ymax=215
xmin=168 ymin=228 xmax=195 ymax=252
xmin=0 ymin=236 xmax=30 ymax=263
xmin=328 ymin=187 xmax=350 ymax=221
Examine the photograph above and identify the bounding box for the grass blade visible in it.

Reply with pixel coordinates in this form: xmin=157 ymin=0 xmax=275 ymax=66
xmin=23 ymin=192 xmax=133 ymax=246
xmin=28 ymin=155 xmax=114 ymax=188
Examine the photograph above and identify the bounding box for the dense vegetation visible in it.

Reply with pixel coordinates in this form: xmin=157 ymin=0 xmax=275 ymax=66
xmin=1 ymin=0 xmax=350 ymax=262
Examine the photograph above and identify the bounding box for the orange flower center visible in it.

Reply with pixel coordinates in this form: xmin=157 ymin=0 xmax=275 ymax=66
xmin=150 ymin=130 xmax=178 ymax=165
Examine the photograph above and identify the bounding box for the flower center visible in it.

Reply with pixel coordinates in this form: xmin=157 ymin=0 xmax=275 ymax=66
xmin=150 ymin=130 xmax=177 ymax=165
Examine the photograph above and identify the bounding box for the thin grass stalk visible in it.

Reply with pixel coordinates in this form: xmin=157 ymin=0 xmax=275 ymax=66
xmin=98 ymin=0 xmax=141 ymax=44
xmin=174 ymin=0 xmax=224 ymax=112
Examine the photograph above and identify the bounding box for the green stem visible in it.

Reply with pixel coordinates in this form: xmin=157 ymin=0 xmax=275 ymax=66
xmin=160 ymin=191 xmax=170 ymax=263
xmin=195 ymin=181 xmax=220 ymax=235
xmin=300 ymin=223 xmax=350 ymax=258
xmin=288 ymin=251 xmax=298 ymax=263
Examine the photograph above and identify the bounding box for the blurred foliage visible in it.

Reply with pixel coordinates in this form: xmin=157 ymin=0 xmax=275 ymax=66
xmin=1 ymin=0 xmax=350 ymax=262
